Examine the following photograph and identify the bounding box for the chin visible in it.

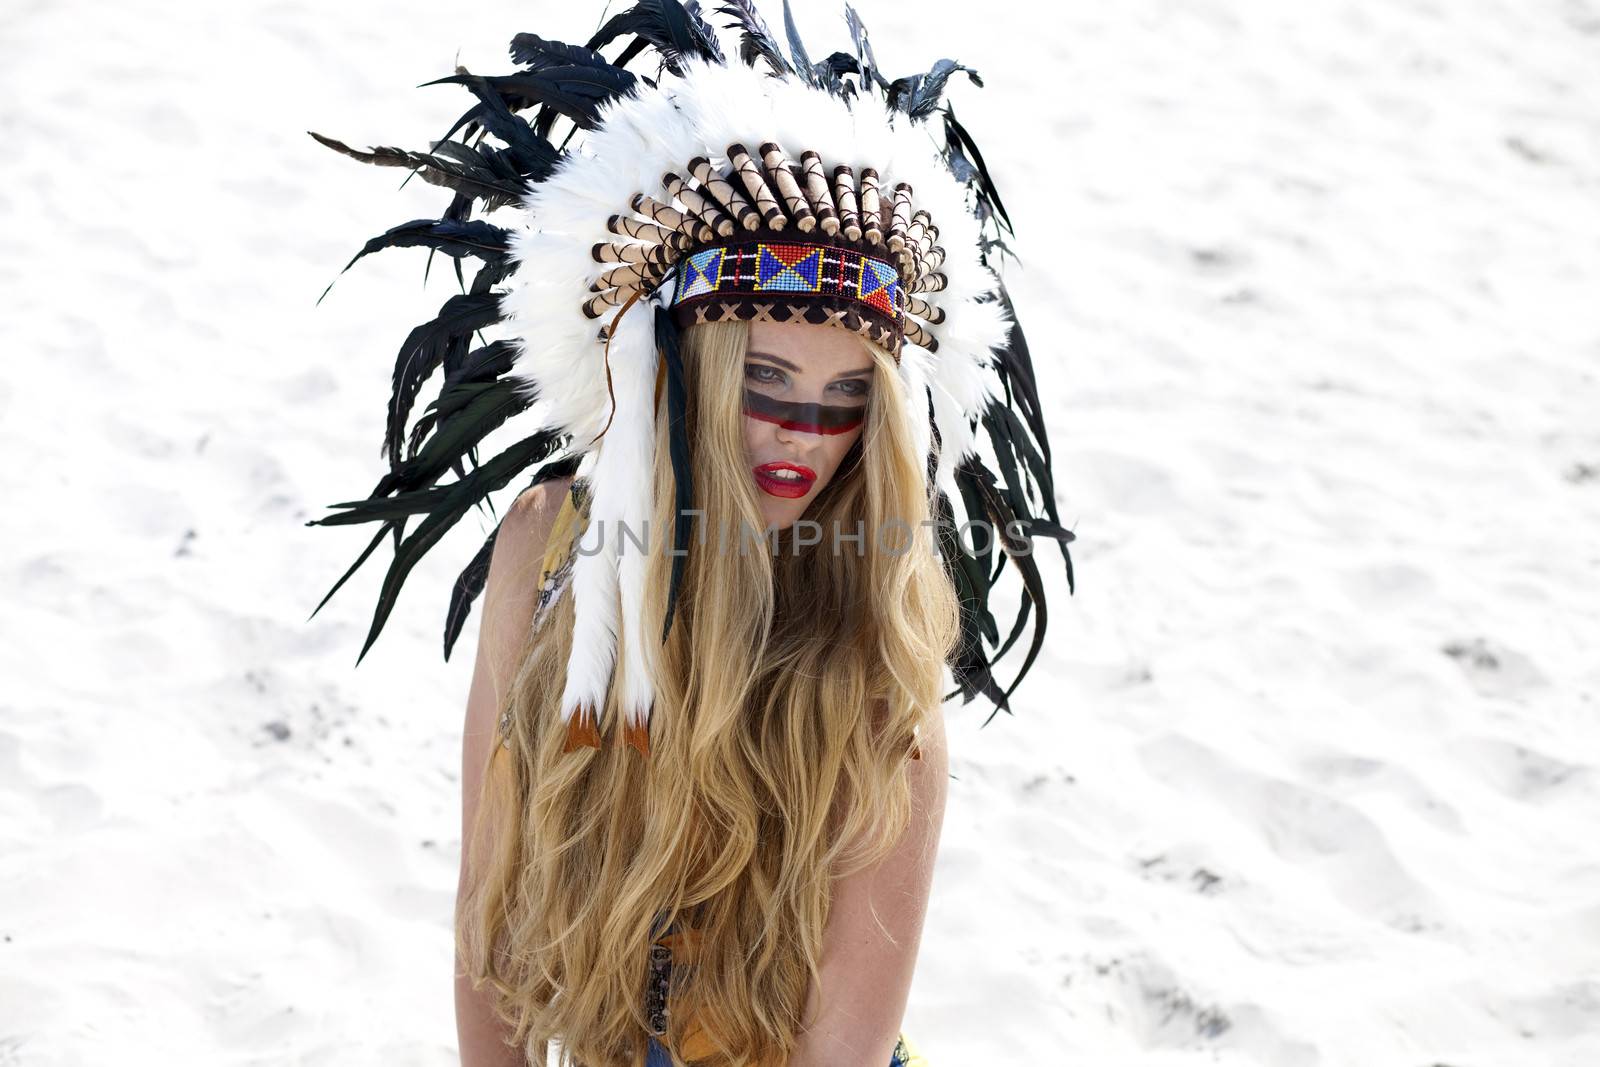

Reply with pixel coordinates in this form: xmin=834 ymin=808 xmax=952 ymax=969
xmin=759 ymin=504 xmax=801 ymax=531
xmin=758 ymin=494 xmax=811 ymax=531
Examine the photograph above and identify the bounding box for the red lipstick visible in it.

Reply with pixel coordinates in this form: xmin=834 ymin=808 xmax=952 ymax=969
xmin=753 ymin=460 xmax=816 ymax=499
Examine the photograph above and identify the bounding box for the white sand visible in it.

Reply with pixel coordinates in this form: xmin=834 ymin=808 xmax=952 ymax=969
xmin=2 ymin=1 xmax=1597 ymax=1064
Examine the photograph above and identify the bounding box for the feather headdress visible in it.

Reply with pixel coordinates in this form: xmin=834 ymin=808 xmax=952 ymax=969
xmin=307 ymin=1 xmax=1075 ymax=755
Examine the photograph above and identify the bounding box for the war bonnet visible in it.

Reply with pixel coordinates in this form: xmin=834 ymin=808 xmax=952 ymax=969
xmin=307 ymin=2 xmax=1076 ymax=756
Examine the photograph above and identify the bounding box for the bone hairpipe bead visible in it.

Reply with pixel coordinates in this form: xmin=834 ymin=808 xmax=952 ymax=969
xmin=832 ymin=165 xmax=862 ymax=242
xmin=897 ymin=244 xmax=920 ymax=284
xmin=661 ymin=172 xmax=735 ymax=239
xmin=591 ymin=261 xmax=664 ymax=292
xmin=911 ymin=239 xmax=933 ymax=280
xmin=922 ymin=245 xmax=946 ymax=274
xmin=728 ymin=143 xmax=786 ymax=231
xmin=582 ymin=285 xmax=639 ymax=319
xmin=858 ymin=169 xmax=883 ymax=245
xmin=687 ymin=157 xmax=758 ymax=233
xmin=631 ymin=192 xmax=712 ymax=245
xmin=606 ymin=214 xmax=687 ymax=249
xmin=908 ymin=232 xmax=928 ymax=275
xmin=591 ymin=241 xmax=674 ymax=267
xmin=908 ymin=225 xmax=934 ymax=279
xmin=643 ymin=182 xmax=713 ymax=243
xmin=905 ymin=210 xmax=930 ymax=255
xmin=903 ymin=316 xmax=938 ymax=352
xmin=910 ymin=271 xmax=948 ymax=294
xmin=799 ymin=151 xmax=837 ymax=235
xmin=888 ymin=182 xmax=914 ymax=254
xmin=906 ymin=294 xmax=946 ymax=325
xmin=894 ymin=247 xmax=916 ymax=280
xmin=759 ymin=142 xmax=815 ymax=233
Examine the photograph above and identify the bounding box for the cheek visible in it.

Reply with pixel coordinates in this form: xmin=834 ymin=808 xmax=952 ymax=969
xmin=741 ymin=413 xmax=766 ymax=462
xmin=821 ymin=424 xmax=864 ymax=478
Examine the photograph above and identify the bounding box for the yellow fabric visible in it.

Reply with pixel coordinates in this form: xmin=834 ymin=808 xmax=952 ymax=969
xmin=893 ymin=1032 xmax=930 ymax=1067
xmin=541 ymin=484 xmax=582 ymax=577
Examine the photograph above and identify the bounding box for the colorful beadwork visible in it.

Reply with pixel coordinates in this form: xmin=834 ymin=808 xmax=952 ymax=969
xmin=671 ymin=240 xmax=905 ymax=340
xmin=678 ymin=247 xmax=726 ymax=299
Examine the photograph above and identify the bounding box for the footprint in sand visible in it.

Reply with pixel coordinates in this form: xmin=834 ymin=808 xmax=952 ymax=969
xmin=1441 ymin=636 xmax=1548 ymax=700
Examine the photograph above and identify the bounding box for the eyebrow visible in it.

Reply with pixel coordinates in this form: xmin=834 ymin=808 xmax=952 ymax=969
xmin=747 ymin=350 xmax=875 ymax=379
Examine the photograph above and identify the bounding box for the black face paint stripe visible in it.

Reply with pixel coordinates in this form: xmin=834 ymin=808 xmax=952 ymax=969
xmin=743 ymin=388 xmax=865 ymax=435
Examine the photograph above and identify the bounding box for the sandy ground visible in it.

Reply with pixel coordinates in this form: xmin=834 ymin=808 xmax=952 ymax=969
xmin=2 ymin=0 xmax=1597 ymax=1064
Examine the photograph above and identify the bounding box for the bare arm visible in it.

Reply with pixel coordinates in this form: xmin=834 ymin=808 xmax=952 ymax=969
xmin=456 ymin=479 xmax=571 ymax=1067
xmin=788 ymin=709 xmax=949 ymax=1067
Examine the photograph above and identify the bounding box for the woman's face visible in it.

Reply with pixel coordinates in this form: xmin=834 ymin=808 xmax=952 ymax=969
xmin=741 ymin=319 xmax=874 ymax=530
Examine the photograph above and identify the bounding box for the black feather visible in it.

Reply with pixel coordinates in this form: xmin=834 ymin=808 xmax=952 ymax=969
xmin=813 ymin=52 xmax=861 ymax=98
xmin=779 ymin=0 xmax=816 ymax=87
xmin=588 ymin=0 xmax=725 ymax=77
xmin=680 ymin=0 xmax=728 ymax=63
xmin=382 ymin=292 xmax=505 ymax=471
xmin=468 ymin=256 xmax=518 ymax=295
xmin=989 ymin=287 xmax=1050 ymax=467
xmin=888 ymin=58 xmax=982 ymax=119
xmin=934 ymin=491 xmax=1009 ymax=710
xmin=956 ymin=457 xmax=1054 ymax=721
xmin=308 ymin=131 xmax=527 ymax=213
xmin=715 ymin=0 xmax=791 ymax=76
xmin=399 ymin=340 xmax=524 ymax=473
xmin=444 ymin=527 xmax=498 ymax=661
xmin=322 ymin=218 xmax=511 ymax=301
xmin=509 ymin=33 xmax=617 ymax=70
xmin=990 ymin=288 xmax=1074 ymax=588
xmin=844 ymin=5 xmax=886 ymax=94
xmin=503 ymin=33 xmax=637 ymax=140
xmin=382 ymin=378 xmax=533 ymax=501
xmin=425 ymin=67 xmax=566 ymax=177
xmin=942 ymin=105 xmax=1014 ymax=236
xmin=424 ymin=68 xmax=635 ymax=132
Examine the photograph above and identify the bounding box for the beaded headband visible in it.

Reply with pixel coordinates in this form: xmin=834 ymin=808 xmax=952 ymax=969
xmin=669 ymin=241 xmax=906 ymax=356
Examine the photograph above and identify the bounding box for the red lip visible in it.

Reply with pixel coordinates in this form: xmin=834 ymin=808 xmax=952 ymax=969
xmin=753 ymin=461 xmax=816 ymax=499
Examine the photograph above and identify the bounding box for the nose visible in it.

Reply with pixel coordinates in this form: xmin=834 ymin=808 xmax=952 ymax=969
xmin=772 ymin=418 xmax=810 ymax=450
xmin=770 ymin=402 xmax=828 ymax=449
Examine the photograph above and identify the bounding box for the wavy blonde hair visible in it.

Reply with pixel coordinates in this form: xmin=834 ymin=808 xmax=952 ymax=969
xmin=459 ymin=320 xmax=960 ymax=1066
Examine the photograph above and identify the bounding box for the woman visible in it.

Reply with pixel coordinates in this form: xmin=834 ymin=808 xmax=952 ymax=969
xmin=457 ymin=316 xmax=955 ymax=1065
xmin=306 ymin=7 xmax=1073 ymax=1065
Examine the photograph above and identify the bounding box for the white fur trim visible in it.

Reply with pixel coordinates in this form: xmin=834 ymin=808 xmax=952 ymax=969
xmin=556 ymin=300 xmax=659 ymax=726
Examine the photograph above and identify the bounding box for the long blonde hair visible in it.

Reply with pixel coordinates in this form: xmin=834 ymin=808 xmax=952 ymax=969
xmin=458 ymin=320 xmax=960 ymax=1066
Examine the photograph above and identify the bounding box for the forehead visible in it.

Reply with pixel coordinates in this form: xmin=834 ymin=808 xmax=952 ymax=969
xmin=747 ymin=319 xmax=870 ymax=373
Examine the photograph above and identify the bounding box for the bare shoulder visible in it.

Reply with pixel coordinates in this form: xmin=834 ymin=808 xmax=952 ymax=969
xmin=485 ymin=476 xmax=574 ymax=601
xmin=501 ymin=476 xmax=574 ymax=566
xmin=473 ymin=475 xmax=574 ymax=683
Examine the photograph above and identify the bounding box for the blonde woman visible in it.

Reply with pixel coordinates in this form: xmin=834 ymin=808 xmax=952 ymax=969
xmin=457 ymin=318 xmax=954 ymax=1065
xmin=308 ymin=7 xmax=1073 ymax=1066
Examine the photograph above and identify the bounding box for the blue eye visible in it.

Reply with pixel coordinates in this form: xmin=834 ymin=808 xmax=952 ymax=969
xmin=832 ymin=379 xmax=869 ymax=398
xmin=746 ymin=363 xmax=784 ymax=384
